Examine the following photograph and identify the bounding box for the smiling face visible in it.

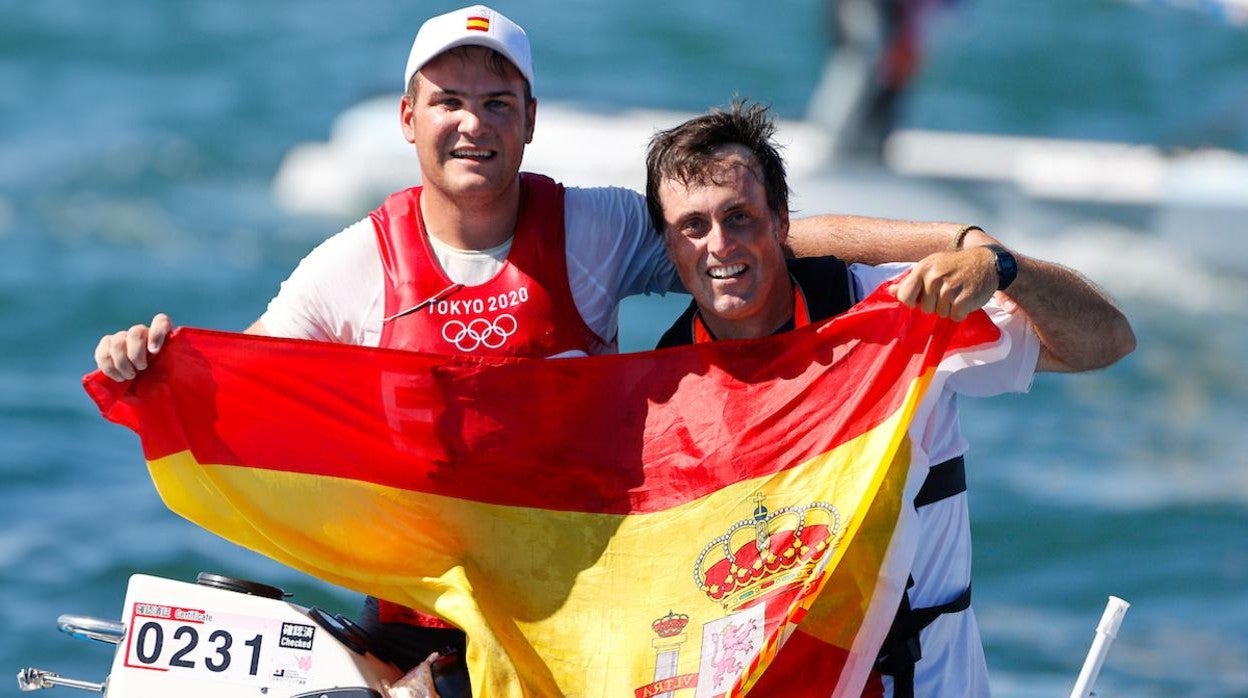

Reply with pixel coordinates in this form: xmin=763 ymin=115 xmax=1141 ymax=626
xmin=401 ymin=46 xmax=536 ymax=204
xmin=658 ymin=145 xmax=793 ymax=340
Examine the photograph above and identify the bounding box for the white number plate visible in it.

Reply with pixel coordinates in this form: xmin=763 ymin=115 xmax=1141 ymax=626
xmin=122 ymin=601 xmax=318 ymax=687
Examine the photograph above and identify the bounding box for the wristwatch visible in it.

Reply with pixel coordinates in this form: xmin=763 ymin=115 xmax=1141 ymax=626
xmin=984 ymin=244 xmax=1018 ymax=291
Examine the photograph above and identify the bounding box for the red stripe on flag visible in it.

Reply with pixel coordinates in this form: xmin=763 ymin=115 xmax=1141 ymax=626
xmin=84 ymin=287 xmax=997 ymax=515
xmin=748 ymin=628 xmax=851 ymax=695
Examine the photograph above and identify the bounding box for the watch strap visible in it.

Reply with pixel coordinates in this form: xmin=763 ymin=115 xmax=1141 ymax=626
xmin=984 ymin=244 xmax=1018 ymax=291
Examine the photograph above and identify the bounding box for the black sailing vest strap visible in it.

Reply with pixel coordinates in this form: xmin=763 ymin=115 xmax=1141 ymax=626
xmin=875 ymin=580 xmax=973 ymax=698
xmin=873 ymin=456 xmax=970 ymax=698
xmin=655 ymin=256 xmax=972 ymax=696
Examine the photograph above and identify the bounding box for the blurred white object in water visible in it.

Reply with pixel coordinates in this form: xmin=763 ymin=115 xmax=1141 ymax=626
xmin=272 ymin=97 xmax=829 ymax=218
xmin=272 ymin=97 xmax=1248 ymax=280
xmin=1070 ymin=596 xmax=1131 ymax=698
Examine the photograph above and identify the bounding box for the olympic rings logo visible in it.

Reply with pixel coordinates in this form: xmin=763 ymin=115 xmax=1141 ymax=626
xmin=441 ymin=314 xmax=518 ymax=352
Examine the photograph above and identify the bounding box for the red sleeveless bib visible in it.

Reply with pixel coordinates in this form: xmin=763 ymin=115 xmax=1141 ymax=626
xmin=368 ymin=173 xmax=607 ymax=629
xmin=370 ymin=173 xmax=608 ymax=357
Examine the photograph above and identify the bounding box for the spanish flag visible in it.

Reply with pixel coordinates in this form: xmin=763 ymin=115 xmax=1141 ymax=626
xmin=85 ymin=288 xmax=1002 ymax=697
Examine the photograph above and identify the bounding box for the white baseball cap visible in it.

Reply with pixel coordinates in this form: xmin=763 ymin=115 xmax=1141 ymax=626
xmin=403 ymin=5 xmax=535 ymax=93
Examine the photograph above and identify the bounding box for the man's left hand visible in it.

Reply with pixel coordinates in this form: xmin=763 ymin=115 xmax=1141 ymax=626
xmin=384 ymin=652 xmax=442 ymax=698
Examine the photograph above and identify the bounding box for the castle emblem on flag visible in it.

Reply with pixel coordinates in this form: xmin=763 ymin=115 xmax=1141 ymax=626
xmin=638 ymin=611 xmax=697 ymax=698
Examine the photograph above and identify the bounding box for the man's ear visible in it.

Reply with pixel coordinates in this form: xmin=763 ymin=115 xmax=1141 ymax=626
xmin=776 ymin=209 xmax=791 ymax=243
xmin=524 ymin=97 xmax=538 ymax=144
xmin=660 ymin=227 xmax=676 ymax=253
xmin=400 ymin=94 xmax=417 ymax=144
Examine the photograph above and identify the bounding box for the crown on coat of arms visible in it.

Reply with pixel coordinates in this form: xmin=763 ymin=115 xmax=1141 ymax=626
xmin=693 ymin=493 xmax=840 ymax=611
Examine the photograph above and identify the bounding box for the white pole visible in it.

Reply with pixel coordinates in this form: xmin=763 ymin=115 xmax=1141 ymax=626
xmin=1069 ymin=596 xmax=1130 ymax=698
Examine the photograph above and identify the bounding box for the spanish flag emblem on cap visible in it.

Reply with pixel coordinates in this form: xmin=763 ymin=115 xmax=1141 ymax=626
xmin=467 ymin=14 xmax=489 ymax=32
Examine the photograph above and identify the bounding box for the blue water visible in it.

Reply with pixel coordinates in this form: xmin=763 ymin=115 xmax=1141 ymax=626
xmin=3 ymin=1 xmax=1247 ymax=696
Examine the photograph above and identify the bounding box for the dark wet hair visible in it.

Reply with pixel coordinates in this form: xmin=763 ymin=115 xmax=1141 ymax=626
xmin=645 ymin=99 xmax=789 ymax=235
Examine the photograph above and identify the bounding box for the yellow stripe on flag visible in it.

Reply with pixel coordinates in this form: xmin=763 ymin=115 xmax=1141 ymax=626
xmin=146 ymin=374 xmax=929 ymax=697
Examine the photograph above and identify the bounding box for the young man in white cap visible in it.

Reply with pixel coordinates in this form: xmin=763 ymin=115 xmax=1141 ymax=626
xmin=92 ymin=4 xmax=1043 ymax=687
xmin=645 ymin=100 xmax=1134 ymax=697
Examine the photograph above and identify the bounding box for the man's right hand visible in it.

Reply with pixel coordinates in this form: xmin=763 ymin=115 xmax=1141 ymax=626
xmin=888 ymin=247 xmax=999 ymax=321
xmin=94 ymin=313 xmax=172 ymax=381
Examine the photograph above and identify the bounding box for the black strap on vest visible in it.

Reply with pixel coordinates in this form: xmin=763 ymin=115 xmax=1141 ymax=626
xmin=874 ymin=583 xmax=973 ymax=698
xmin=914 ymin=455 xmax=966 ymax=508
xmin=874 ymin=455 xmax=970 ymax=696
xmin=787 ymin=256 xmax=854 ymax=323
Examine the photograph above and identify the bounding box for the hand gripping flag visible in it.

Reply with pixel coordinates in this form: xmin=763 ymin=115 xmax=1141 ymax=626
xmin=85 ymin=288 xmax=1003 ymax=697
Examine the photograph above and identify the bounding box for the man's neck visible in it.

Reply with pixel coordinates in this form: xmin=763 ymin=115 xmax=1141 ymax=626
xmin=418 ymin=178 xmax=522 ymax=251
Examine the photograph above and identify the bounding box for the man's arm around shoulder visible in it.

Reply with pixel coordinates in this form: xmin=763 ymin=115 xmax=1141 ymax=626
xmin=786 ymin=216 xmax=974 ymax=265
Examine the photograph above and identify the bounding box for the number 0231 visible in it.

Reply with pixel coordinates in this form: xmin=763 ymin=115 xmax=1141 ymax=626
xmin=129 ymin=621 xmax=264 ymax=676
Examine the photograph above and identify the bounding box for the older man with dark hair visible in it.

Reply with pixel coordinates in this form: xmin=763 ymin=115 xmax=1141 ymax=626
xmin=647 ymin=100 xmax=1134 ymax=697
